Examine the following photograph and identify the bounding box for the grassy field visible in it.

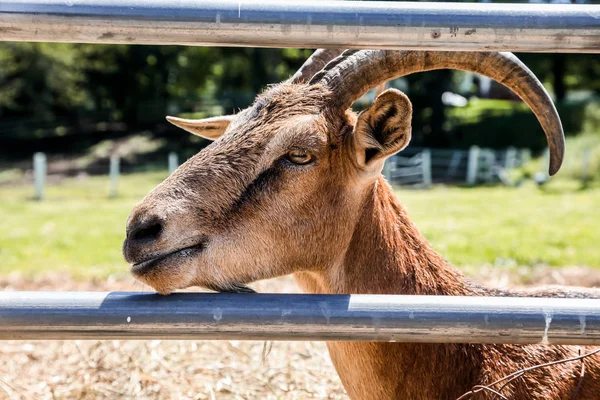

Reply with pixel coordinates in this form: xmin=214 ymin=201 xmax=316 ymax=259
xmin=404 ymin=181 xmax=600 ymax=270
xmin=0 ymin=172 xmax=166 ymax=278
xmin=0 ymin=171 xmax=599 ymax=278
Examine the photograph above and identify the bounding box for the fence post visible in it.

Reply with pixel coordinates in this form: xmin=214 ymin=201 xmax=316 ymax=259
xmin=33 ymin=152 xmax=46 ymax=201
xmin=466 ymin=146 xmax=480 ymax=186
xmin=541 ymin=148 xmax=550 ymax=178
xmin=582 ymin=149 xmax=592 ymax=185
xmin=422 ymin=149 xmax=432 ymax=188
xmin=480 ymin=150 xmax=497 ymax=183
xmin=504 ymin=147 xmax=517 ymax=170
xmin=533 ymin=148 xmax=551 ymax=186
xmin=446 ymin=150 xmax=463 ymax=180
xmin=109 ymin=154 xmax=120 ymax=198
xmin=382 ymin=157 xmax=394 ymax=183
xmin=168 ymin=152 xmax=179 ymax=175
xmin=520 ymin=149 xmax=531 ymax=167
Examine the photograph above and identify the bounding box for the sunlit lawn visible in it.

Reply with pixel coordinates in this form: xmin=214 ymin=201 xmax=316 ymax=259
xmin=400 ymin=181 xmax=600 ymax=270
xmin=0 ymin=172 xmax=598 ymax=278
xmin=0 ymin=172 xmax=166 ymax=278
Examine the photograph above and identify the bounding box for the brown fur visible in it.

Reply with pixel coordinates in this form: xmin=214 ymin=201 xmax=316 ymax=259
xmin=124 ymin=82 xmax=600 ymax=399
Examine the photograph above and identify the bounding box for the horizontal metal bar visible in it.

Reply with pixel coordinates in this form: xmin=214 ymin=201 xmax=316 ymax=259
xmin=1 ymin=1 xmax=599 ymax=53
xmin=392 ymin=168 xmax=423 ymax=177
xmin=1 ymin=291 xmax=599 ymax=344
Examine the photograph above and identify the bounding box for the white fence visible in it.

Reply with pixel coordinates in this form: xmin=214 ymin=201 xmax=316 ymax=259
xmin=29 ymin=151 xmax=180 ymax=199
xmin=383 ymin=149 xmax=432 ymax=188
xmin=25 ymin=146 xmax=594 ymax=198
xmin=384 ymin=146 xmax=535 ymax=187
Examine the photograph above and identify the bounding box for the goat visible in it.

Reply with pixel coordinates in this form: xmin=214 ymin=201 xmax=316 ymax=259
xmin=123 ymin=49 xmax=600 ymax=399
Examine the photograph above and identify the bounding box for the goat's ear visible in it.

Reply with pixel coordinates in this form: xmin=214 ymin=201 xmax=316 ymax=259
xmin=166 ymin=115 xmax=234 ymax=140
xmin=352 ymin=89 xmax=412 ymax=169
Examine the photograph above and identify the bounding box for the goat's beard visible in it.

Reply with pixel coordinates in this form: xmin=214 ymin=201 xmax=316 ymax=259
xmin=205 ymin=283 xmax=256 ymax=294
xmin=131 ymin=243 xmax=262 ymax=295
xmin=136 ymin=272 xmax=256 ymax=295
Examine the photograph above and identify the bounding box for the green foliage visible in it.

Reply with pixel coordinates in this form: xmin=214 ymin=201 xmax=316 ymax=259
xmin=582 ymin=99 xmax=600 ymax=135
xmin=0 ymin=43 xmax=89 ymax=118
xmin=0 ymin=43 xmax=598 ymax=164
xmin=445 ymin=98 xmax=597 ymax=150
xmin=546 ymin=132 xmax=600 ymax=183
xmin=0 ymin=44 xmax=312 ymax=144
xmin=551 ymin=101 xmax=600 ymax=182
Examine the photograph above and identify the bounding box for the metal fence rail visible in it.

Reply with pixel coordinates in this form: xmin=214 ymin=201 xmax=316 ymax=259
xmin=1 ymin=292 xmax=599 ymax=344
xmin=1 ymin=0 xmax=600 ymax=53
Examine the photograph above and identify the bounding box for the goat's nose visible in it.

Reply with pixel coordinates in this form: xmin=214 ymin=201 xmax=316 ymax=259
xmin=126 ymin=217 xmax=163 ymax=243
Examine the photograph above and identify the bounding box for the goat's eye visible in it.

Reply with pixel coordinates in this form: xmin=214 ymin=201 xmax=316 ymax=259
xmin=286 ymin=150 xmax=313 ymax=165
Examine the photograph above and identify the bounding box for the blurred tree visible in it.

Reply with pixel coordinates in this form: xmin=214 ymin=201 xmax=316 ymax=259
xmin=0 ymin=43 xmax=88 ymax=121
xmin=0 ymin=38 xmax=597 ymax=157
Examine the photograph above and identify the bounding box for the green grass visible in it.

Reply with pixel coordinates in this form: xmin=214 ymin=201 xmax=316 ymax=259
xmin=399 ymin=181 xmax=600 ymax=270
xmin=0 ymin=172 xmax=599 ymax=278
xmin=0 ymin=172 xmax=167 ymax=278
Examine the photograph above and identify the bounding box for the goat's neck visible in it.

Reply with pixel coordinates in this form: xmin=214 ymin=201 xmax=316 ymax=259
xmin=293 ymin=177 xmax=485 ymax=398
xmin=293 ymin=179 xmax=600 ymax=400
xmin=296 ymin=177 xmax=475 ymax=296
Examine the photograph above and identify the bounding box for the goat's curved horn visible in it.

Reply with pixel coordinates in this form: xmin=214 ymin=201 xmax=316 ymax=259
xmin=290 ymin=49 xmax=344 ymax=84
xmin=310 ymin=50 xmax=564 ymax=175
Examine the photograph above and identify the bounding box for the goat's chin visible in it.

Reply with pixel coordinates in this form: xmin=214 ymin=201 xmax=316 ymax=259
xmin=130 ymin=248 xmax=261 ymax=295
xmin=131 ymin=259 xmax=257 ymax=295
xmin=131 ymin=258 xmax=198 ymax=295
xmin=133 ymin=272 xmax=192 ymax=295
xmin=136 ymin=275 xmax=257 ymax=295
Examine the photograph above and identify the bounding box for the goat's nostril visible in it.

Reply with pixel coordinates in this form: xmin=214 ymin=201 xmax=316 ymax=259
xmin=128 ymin=219 xmax=163 ymax=242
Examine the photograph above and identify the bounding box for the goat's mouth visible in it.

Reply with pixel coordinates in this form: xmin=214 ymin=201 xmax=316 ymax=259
xmin=131 ymin=243 xmax=205 ymax=277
